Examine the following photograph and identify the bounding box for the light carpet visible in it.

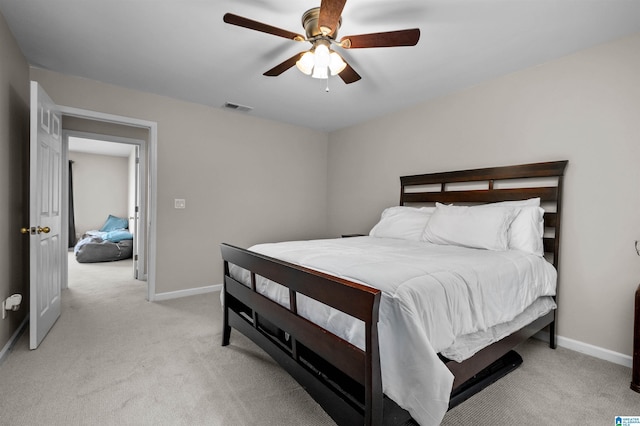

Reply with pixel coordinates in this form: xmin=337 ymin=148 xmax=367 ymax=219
xmin=0 ymin=253 xmax=637 ymax=425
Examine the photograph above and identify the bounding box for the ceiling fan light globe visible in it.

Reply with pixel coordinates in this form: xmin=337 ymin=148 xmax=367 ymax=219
xmin=329 ymin=52 xmax=347 ymax=75
xmin=312 ymin=66 xmax=329 ymax=79
xmin=296 ymin=51 xmax=315 ymax=75
xmin=314 ymin=44 xmax=331 ymax=68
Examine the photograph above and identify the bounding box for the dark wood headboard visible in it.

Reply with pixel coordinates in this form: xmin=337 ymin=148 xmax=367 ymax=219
xmin=399 ymin=160 xmax=568 ymax=270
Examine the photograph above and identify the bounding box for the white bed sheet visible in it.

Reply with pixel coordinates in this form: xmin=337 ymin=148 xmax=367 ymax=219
xmin=229 ymin=236 xmax=557 ymax=425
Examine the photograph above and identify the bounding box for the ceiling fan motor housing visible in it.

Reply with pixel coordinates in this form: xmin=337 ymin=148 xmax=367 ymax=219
xmin=302 ymin=7 xmax=341 ymax=39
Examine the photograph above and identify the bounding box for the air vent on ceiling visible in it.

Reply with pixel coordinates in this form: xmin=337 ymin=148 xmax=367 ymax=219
xmin=224 ymin=102 xmax=253 ymax=113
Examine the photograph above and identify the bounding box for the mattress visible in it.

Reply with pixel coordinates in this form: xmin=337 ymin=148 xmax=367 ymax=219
xmin=229 ymin=236 xmax=557 ymax=425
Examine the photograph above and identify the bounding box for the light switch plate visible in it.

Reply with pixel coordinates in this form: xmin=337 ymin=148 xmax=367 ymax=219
xmin=174 ymin=199 xmax=186 ymax=209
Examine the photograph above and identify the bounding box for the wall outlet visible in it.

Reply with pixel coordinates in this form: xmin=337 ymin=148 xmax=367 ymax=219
xmin=174 ymin=199 xmax=186 ymax=209
xmin=2 ymin=294 xmax=22 ymax=320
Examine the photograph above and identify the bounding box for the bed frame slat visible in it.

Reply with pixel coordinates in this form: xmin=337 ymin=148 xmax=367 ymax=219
xmin=402 ymin=186 xmax=558 ymax=204
xmin=544 ymin=212 xmax=557 ymax=228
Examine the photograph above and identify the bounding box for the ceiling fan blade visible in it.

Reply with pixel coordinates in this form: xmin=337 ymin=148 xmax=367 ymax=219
xmin=340 ymin=28 xmax=420 ymax=49
xmin=263 ymin=52 xmax=306 ymax=77
xmin=223 ymin=13 xmax=305 ymax=41
xmin=339 ymin=62 xmax=361 ymax=84
xmin=318 ymin=0 xmax=347 ymax=36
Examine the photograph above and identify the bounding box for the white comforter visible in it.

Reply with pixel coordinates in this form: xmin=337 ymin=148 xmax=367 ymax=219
xmin=229 ymin=236 xmax=557 ymax=425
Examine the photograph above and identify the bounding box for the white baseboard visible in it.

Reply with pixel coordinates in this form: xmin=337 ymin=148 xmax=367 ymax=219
xmin=0 ymin=316 xmax=29 ymax=365
xmin=153 ymin=284 xmax=222 ymax=301
xmin=535 ymin=331 xmax=632 ymax=368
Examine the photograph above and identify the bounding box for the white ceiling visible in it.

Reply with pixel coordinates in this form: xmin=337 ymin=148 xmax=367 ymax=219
xmin=1 ymin=0 xmax=639 ymax=132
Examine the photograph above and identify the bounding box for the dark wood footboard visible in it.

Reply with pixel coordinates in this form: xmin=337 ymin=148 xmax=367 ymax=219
xmin=221 ymin=243 xmax=383 ymax=426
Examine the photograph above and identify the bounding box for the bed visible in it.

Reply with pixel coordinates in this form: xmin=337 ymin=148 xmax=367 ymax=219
xmin=74 ymin=214 xmax=134 ymax=263
xmin=220 ymin=160 xmax=568 ymax=425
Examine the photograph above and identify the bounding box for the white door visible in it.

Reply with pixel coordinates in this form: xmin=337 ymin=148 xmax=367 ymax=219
xmin=27 ymin=81 xmax=63 ymax=349
xmin=132 ymin=145 xmax=140 ymax=279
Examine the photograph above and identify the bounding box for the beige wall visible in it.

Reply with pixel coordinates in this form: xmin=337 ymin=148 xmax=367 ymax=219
xmin=30 ymin=68 xmax=330 ymax=294
xmin=68 ymin=151 xmax=130 ymax=239
xmin=0 ymin=12 xmax=29 ymax=353
xmin=4 ymin=5 xmax=636 ymax=361
xmin=327 ymin=32 xmax=640 ymax=357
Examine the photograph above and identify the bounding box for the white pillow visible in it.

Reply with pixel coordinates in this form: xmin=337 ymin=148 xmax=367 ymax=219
xmin=369 ymin=206 xmax=435 ymax=241
xmin=476 ymin=198 xmax=544 ymax=256
xmin=510 ymin=206 xmax=545 ymax=256
xmin=422 ymin=203 xmax=519 ymax=250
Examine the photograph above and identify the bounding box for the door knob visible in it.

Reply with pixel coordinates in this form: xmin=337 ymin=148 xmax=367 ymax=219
xmin=21 ymin=226 xmax=50 ymax=234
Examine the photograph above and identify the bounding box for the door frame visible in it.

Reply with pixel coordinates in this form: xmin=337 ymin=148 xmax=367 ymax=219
xmin=63 ymin=130 xmax=147 ymax=283
xmin=58 ymin=106 xmax=158 ymax=301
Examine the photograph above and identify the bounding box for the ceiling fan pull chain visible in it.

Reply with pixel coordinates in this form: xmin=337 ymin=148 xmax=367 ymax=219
xmin=325 ymin=77 xmax=330 ymax=93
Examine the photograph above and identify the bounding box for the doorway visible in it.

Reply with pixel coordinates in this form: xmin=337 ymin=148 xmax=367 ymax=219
xmin=58 ymin=106 xmax=158 ymax=302
xmin=65 ymin=132 xmax=145 ymax=286
xmin=27 ymin=81 xmax=158 ymax=349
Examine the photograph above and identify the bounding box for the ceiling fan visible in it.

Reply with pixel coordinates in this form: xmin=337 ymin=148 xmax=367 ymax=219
xmin=223 ymin=0 xmax=420 ymax=84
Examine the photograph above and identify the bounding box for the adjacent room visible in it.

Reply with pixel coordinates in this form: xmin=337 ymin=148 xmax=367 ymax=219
xmin=0 ymin=1 xmax=639 ymax=425
xmin=68 ymin=137 xmax=136 ymax=268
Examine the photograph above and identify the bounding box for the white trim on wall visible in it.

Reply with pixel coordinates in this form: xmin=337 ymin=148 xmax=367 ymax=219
xmin=58 ymin=105 xmax=158 ymax=301
xmin=0 ymin=316 xmax=28 ymax=365
xmin=153 ymin=284 xmax=222 ymax=301
xmin=535 ymin=331 xmax=633 ymax=368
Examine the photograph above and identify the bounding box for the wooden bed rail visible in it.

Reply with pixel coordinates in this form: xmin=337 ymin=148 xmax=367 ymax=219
xmin=221 ymin=243 xmax=383 ymax=426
